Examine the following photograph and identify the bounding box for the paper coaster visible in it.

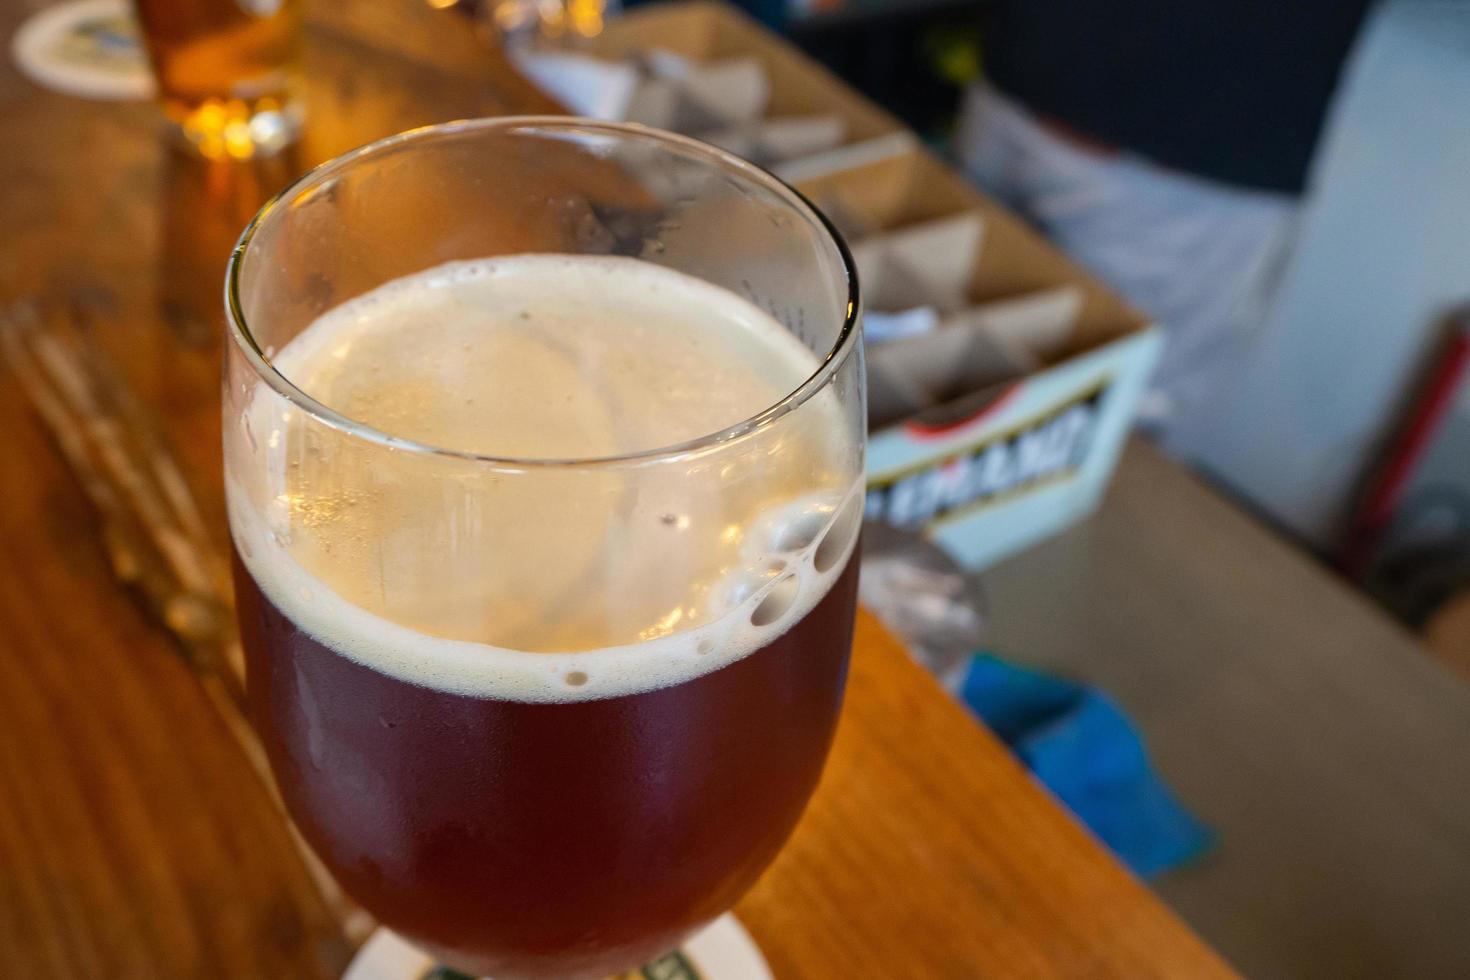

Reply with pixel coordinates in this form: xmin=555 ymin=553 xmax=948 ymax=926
xmin=11 ymin=0 xmax=155 ymax=101
xmin=344 ymin=913 xmax=773 ymax=980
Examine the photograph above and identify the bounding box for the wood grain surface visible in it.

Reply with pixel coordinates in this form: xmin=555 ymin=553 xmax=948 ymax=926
xmin=0 ymin=1 xmax=1233 ymax=976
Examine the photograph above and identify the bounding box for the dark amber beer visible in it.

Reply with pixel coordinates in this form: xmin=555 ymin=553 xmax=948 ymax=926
xmin=235 ymin=552 xmax=857 ymax=976
xmin=224 ymin=121 xmax=863 ymax=979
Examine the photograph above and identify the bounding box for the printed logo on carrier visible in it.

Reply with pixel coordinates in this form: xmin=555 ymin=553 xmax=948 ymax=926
xmin=866 ymin=383 xmax=1108 ymax=529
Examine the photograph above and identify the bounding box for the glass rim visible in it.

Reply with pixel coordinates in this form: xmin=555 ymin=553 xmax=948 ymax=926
xmin=224 ymin=116 xmax=861 ymax=469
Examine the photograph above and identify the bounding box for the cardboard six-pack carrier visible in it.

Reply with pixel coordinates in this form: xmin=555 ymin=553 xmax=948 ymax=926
xmin=564 ymin=1 xmax=1160 ymax=570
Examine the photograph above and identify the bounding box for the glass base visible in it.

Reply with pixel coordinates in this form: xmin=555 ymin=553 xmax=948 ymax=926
xmin=164 ymin=93 xmax=302 ymax=160
xmin=343 ymin=914 xmax=772 ymax=980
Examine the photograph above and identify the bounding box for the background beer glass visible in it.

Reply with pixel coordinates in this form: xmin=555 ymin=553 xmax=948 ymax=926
xmin=223 ymin=118 xmax=864 ymax=978
xmin=133 ymin=0 xmax=302 ymax=159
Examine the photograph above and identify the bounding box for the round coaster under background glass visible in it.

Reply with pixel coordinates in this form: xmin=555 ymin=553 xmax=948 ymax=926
xmin=11 ymin=0 xmax=154 ymax=101
xmin=344 ymin=914 xmax=773 ymax=980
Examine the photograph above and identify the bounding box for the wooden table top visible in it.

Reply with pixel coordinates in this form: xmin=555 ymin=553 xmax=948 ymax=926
xmin=0 ymin=2 xmax=1233 ymax=976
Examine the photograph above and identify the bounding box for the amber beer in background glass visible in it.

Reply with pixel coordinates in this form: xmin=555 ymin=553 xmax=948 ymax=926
xmin=133 ymin=0 xmax=301 ymax=158
xmin=223 ymin=119 xmax=864 ymax=978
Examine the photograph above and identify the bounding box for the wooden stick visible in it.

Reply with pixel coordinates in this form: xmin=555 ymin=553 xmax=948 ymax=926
xmin=71 ymin=304 xmax=215 ymax=565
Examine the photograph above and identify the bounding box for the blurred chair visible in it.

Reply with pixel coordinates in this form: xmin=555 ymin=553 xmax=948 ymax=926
xmin=1172 ymin=0 xmax=1470 ymax=550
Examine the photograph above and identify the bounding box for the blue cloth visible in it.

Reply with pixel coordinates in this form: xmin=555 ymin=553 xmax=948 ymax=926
xmin=960 ymin=654 xmax=1214 ymax=878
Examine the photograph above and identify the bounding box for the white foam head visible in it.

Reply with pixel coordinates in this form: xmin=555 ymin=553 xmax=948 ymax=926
xmin=227 ymin=255 xmax=863 ymax=703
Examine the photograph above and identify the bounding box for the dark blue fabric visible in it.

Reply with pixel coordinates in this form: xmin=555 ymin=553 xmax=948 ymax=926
xmin=961 ymin=654 xmax=1213 ymax=878
xmin=981 ymin=0 xmax=1372 ymax=193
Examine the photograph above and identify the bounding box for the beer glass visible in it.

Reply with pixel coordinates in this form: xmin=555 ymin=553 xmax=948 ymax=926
xmin=223 ymin=119 xmax=864 ymax=978
xmin=134 ymin=0 xmax=302 ymax=159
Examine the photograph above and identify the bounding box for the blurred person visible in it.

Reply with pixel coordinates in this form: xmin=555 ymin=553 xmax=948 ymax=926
xmin=956 ymin=1 xmax=1374 ymax=455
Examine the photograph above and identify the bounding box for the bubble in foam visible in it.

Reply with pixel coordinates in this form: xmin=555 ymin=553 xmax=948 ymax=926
xmin=718 ymin=558 xmax=789 ymax=611
xmin=747 ymin=492 xmax=843 ymax=558
xmin=751 ymin=573 xmax=800 ymax=628
xmin=771 ymin=512 xmax=827 ymax=553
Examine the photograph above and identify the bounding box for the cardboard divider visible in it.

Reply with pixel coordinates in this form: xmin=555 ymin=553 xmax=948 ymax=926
xmin=793 ymin=149 xmax=1145 ymax=362
xmin=586 ymin=1 xmax=906 ymax=144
